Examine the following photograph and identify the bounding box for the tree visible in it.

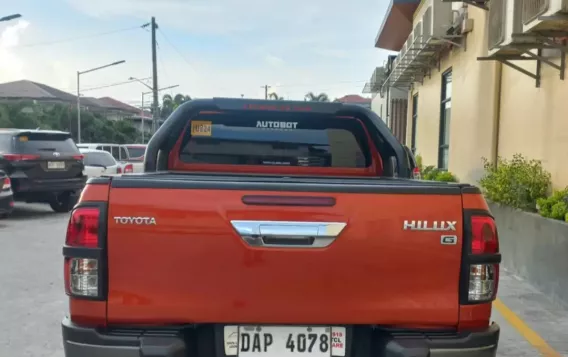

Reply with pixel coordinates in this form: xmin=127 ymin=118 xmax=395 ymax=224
xmin=268 ymin=93 xmax=284 ymax=100
xmin=0 ymin=101 xmax=141 ymax=144
xmin=161 ymin=93 xmax=191 ymax=119
xmin=304 ymin=92 xmax=330 ymax=102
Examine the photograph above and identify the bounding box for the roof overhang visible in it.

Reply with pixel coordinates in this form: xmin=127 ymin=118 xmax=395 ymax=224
xmin=375 ymin=0 xmax=421 ymax=52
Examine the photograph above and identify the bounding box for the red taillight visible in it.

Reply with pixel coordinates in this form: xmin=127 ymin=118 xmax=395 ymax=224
xmin=65 ymin=206 xmax=102 ymax=298
xmin=124 ymin=164 xmax=134 ymax=173
xmin=2 ymin=154 xmax=40 ymax=161
xmin=66 ymin=207 xmax=100 ymax=248
xmin=467 ymin=214 xmax=500 ymax=303
xmin=117 ymin=167 xmax=122 ymax=174
xmin=2 ymin=177 xmax=10 ymax=190
xmin=471 ymin=216 xmax=499 ymax=254
xmin=73 ymin=154 xmax=84 ymax=160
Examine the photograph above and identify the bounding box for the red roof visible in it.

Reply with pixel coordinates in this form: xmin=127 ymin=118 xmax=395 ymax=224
xmin=98 ymin=97 xmax=141 ymax=114
xmin=335 ymin=95 xmax=372 ymax=104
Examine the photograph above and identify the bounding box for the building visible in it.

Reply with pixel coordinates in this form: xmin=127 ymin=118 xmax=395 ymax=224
xmin=364 ymin=58 xmax=410 ymax=145
xmin=0 ymin=79 xmax=152 ymax=134
xmin=371 ymin=0 xmax=568 ymax=188
xmin=334 ymin=94 xmax=372 ymax=108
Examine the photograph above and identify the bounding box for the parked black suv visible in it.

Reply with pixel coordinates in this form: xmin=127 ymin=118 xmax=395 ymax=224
xmin=0 ymin=129 xmax=87 ymax=212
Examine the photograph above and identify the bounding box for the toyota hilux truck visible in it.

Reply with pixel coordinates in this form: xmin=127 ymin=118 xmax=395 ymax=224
xmin=61 ymin=98 xmax=501 ymax=357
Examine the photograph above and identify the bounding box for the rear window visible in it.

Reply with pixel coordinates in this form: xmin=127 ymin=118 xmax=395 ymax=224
xmin=14 ymin=133 xmax=79 ymax=154
xmin=84 ymin=151 xmax=117 ymax=167
xmin=179 ymin=114 xmax=370 ymax=168
xmin=125 ymin=146 xmax=146 ymax=158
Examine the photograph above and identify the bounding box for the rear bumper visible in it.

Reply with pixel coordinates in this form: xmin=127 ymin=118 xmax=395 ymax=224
xmin=62 ymin=318 xmax=499 ymax=357
xmin=12 ymin=177 xmax=86 ymax=195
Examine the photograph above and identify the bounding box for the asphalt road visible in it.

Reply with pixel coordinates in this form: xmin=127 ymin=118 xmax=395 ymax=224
xmin=0 ymin=203 xmax=67 ymax=357
xmin=0 ymin=203 xmax=566 ymax=357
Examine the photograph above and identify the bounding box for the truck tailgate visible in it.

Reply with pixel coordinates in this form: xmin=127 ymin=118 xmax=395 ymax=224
xmin=106 ymin=176 xmax=464 ymax=327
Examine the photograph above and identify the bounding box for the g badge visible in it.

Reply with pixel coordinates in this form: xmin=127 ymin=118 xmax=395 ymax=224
xmin=441 ymin=235 xmax=458 ymax=245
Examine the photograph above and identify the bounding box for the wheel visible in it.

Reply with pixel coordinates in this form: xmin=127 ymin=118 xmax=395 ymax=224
xmin=49 ymin=192 xmax=77 ymax=213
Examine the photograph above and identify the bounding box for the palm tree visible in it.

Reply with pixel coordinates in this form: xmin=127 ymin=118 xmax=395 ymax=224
xmin=268 ymin=92 xmax=284 ymax=100
xmin=304 ymin=92 xmax=330 ymax=102
xmin=161 ymin=93 xmax=191 ymax=119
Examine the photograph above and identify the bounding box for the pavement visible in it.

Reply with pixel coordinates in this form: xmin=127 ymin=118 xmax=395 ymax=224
xmin=0 ymin=203 xmax=567 ymax=357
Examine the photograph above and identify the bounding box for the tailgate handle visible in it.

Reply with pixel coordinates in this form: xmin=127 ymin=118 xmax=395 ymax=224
xmin=230 ymin=221 xmax=346 ymax=248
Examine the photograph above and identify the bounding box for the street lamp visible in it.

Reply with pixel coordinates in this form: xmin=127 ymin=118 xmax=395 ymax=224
xmin=0 ymin=14 xmax=22 ymax=22
xmin=129 ymin=76 xmax=153 ymax=91
xmin=139 ymin=84 xmax=179 ymax=142
xmin=76 ymin=60 xmax=125 ymax=143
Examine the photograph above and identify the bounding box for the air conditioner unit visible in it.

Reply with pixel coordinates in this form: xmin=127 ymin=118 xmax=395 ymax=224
xmin=487 ymin=0 xmax=523 ymax=56
xmin=522 ymin=0 xmax=568 ymax=33
xmin=416 ymin=0 xmax=453 ymax=42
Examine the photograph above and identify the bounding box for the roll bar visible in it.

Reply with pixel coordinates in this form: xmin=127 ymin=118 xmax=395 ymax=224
xmin=144 ymin=98 xmax=411 ymax=178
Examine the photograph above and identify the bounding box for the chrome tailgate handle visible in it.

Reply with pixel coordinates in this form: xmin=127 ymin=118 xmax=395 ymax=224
xmin=231 ymin=221 xmax=347 ymax=248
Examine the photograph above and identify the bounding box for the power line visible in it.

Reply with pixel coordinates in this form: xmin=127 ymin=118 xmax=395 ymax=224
xmin=80 ymin=77 xmax=152 ymax=93
xmin=157 ymin=28 xmax=195 ymax=70
xmin=12 ymin=24 xmax=148 ymax=49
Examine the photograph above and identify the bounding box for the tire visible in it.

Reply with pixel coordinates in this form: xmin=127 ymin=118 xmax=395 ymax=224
xmin=49 ymin=192 xmax=77 ymax=213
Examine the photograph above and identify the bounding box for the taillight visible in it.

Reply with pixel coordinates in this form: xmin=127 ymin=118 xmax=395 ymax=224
xmin=412 ymin=167 xmax=421 ymax=180
xmin=465 ymin=214 xmax=500 ymax=303
xmin=117 ymin=167 xmax=122 ymax=174
xmin=66 ymin=208 xmax=99 ymax=248
xmin=2 ymin=154 xmax=40 ymax=161
xmin=471 ymin=216 xmax=499 ymax=254
xmin=73 ymin=154 xmax=84 ymax=160
xmin=124 ymin=164 xmax=134 ymax=173
xmin=2 ymin=177 xmax=10 ymax=190
xmin=64 ymin=206 xmax=103 ymax=299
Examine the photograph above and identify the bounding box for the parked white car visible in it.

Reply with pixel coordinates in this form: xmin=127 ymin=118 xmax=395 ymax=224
xmin=79 ymin=149 xmax=132 ymax=178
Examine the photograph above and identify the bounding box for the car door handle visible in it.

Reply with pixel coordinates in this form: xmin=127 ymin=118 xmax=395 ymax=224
xmin=230 ymin=220 xmax=347 ymax=248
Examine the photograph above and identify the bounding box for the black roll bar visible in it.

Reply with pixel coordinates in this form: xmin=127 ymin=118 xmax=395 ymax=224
xmin=143 ymin=98 xmax=410 ymax=178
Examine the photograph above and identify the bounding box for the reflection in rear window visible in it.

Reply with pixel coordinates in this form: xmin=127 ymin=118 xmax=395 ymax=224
xmin=15 ymin=133 xmax=79 ymax=154
xmin=179 ymin=114 xmax=370 ymax=168
xmin=84 ymin=152 xmax=117 ymax=167
xmin=125 ymin=146 xmax=146 ymax=158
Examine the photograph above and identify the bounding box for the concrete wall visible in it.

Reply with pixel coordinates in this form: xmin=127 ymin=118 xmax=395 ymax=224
xmin=498 ymin=52 xmax=568 ymax=189
xmin=488 ymin=202 xmax=568 ymax=309
xmin=405 ymin=4 xmax=568 ymax=189
xmin=407 ymin=6 xmax=500 ymax=185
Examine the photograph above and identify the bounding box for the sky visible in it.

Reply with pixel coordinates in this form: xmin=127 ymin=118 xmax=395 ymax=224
xmin=0 ymin=0 xmax=393 ymax=107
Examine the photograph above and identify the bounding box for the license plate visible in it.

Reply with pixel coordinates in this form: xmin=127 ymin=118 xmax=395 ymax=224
xmin=47 ymin=161 xmax=65 ymax=170
xmin=224 ymin=326 xmax=346 ymax=357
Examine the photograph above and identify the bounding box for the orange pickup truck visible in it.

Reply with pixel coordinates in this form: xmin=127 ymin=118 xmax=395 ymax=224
xmin=61 ymin=98 xmax=500 ymax=357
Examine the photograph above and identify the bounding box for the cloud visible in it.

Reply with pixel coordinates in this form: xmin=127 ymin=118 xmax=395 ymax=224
xmin=264 ymin=54 xmax=284 ymax=67
xmin=0 ymin=20 xmax=30 ymax=81
xmin=3 ymin=0 xmax=386 ymax=105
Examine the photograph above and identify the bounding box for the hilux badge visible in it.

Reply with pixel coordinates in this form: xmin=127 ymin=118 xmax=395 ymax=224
xmin=403 ymin=220 xmax=457 ymax=231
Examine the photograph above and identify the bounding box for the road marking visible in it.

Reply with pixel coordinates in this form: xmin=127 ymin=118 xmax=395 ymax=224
xmin=494 ymin=298 xmax=562 ymax=357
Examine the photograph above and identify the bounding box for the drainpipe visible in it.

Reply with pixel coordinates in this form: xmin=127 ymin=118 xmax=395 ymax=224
xmin=491 ymin=61 xmax=502 ymax=166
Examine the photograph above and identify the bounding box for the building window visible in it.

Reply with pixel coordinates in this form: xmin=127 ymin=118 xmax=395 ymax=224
xmin=411 ymin=94 xmax=418 ymax=154
xmin=438 ymin=70 xmax=452 ymax=170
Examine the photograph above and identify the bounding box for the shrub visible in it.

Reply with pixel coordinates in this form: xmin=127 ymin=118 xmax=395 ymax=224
xmin=415 ymin=154 xmax=423 ymax=171
xmin=536 ymin=188 xmax=568 ymax=221
xmin=480 ymin=154 xmax=550 ymax=212
xmin=422 ymin=165 xmax=440 ymax=181
xmin=435 ymin=171 xmax=459 ymax=182
xmin=421 ymin=165 xmax=458 ymax=182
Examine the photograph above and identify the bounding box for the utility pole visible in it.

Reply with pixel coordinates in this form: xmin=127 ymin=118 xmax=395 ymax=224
xmin=261 ymin=85 xmax=271 ymax=99
xmin=151 ymin=17 xmax=159 ymax=133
